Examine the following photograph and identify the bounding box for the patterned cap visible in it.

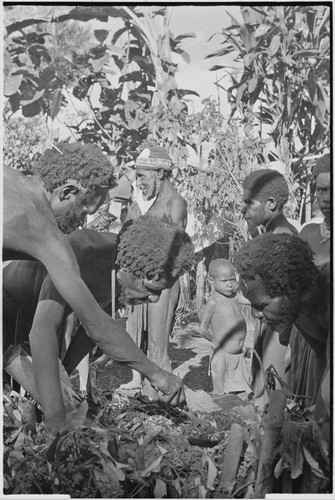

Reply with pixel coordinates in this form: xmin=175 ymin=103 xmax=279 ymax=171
xmin=135 ymin=146 xmax=172 ymax=171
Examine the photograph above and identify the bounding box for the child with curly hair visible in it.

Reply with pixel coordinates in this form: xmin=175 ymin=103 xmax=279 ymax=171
xmin=199 ymin=259 xmax=253 ymax=397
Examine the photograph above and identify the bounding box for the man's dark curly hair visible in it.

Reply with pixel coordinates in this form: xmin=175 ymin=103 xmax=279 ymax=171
xmin=33 ymin=142 xmax=116 ymax=194
xmin=313 ymin=153 xmax=330 ymax=179
xmin=116 ymin=215 xmax=195 ymax=282
xmin=235 ymin=233 xmax=319 ymax=302
xmin=243 ymin=169 xmax=289 ymax=208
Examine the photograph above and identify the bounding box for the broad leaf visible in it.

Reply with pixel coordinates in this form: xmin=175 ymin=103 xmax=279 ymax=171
xmin=6 ymin=18 xmax=48 ymax=35
xmin=268 ymin=35 xmax=281 ymax=57
xmin=90 ymin=54 xmax=110 ymax=72
xmin=154 ymin=478 xmax=167 ymax=498
xmin=20 ymin=89 xmax=45 ymax=106
xmin=254 ymin=24 xmax=271 ymax=38
xmin=4 ymin=74 xmax=23 ymax=96
xmin=248 ymin=77 xmax=258 ymax=94
xmin=94 ymin=29 xmax=109 ymax=44
xmin=50 ymin=89 xmax=63 ymax=121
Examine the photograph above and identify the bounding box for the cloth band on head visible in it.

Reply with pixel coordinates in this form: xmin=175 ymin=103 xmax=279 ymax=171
xmin=136 ymin=157 xmax=172 ymax=171
xmin=135 ymin=146 xmax=172 ymax=171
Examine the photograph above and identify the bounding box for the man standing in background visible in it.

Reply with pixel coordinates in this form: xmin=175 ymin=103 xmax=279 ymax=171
xmin=241 ymin=168 xmax=298 ymax=408
xmin=121 ymin=146 xmax=188 ymax=397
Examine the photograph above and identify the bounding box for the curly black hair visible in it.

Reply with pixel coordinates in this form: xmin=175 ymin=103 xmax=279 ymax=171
xmin=313 ymin=153 xmax=330 ymax=178
xmin=235 ymin=233 xmax=318 ymax=302
xmin=243 ymin=169 xmax=289 ymax=208
xmin=116 ymin=215 xmax=195 ymax=282
xmin=33 ymin=142 xmax=116 ymax=194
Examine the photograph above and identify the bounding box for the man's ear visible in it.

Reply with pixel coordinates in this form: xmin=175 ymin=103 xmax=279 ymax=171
xmin=58 ymin=183 xmax=80 ymax=201
xmin=266 ymin=197 xmax=277 ymax=211
xmin=157 ymin=169 xmax=165 ymax=180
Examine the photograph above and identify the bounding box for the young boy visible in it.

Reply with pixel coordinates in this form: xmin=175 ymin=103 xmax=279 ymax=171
xmin=199 ymin=258 xmax=252 ymax=397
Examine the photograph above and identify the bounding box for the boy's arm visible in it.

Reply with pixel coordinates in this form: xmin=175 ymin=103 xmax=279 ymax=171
xmin=199 ymin=300 xmax=216 ymax=342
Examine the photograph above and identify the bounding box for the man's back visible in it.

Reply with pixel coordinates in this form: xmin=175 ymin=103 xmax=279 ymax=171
xmin=147 ymin=182 xmax=187 ymax=228
xmin=3 ymin=228 xmax=117 ymax=316
xmin=3 ymin=166 xmax=65 ymax=261
xmin=266 ymin=212 xmax=299 ymax=235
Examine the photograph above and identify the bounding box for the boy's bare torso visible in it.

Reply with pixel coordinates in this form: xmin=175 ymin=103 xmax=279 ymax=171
xmin=210 ymin=292 xmax=246 ymax=354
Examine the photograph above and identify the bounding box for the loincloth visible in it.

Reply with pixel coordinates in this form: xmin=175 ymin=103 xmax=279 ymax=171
xmin=210 ymin=349 xmax=253 ymax=395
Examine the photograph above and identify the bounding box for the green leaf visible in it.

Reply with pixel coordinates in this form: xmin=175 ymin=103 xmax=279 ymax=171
xmin=50 ymin=89 xmax=63 ymax=121
xmin=20 ymin=89 xmax=45 ymax=106
xmin=154 ymin=478 xmax=167 ymax=498
xmin=302 ymin=446 xmax=326 ymax=479
xmin=206 ymin=456 xmax=218 ymax=490
xmin=94 ymin=29 xmax=109 ymax=44
xmin=307 ymin=70 xmax=317 ymax=102
xmin=8 ymin=93 xmax=21 ymax=114
xmin=254 ymin=24 xmax=271 ymax=38
xmin=141 ymin=455 xmax=163 ymax=477
xmin=248 ymin=77 xmax=258 ymax=94
xmin=174 ymin=33 xmax=196 ymax=42
xmin=90 ymin=54 xmax=110 ymax=72
xmin=4 ymin=74 xmax=22 ymax=96
xmin=269 ymin=35 xmax=281 ymax=57
xmin=6 ymin=18 xmax=48 ymax=35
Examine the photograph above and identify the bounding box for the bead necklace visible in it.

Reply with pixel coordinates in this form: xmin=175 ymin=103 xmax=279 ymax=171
xmin=320 ymin=220 xmax=331 ymax=243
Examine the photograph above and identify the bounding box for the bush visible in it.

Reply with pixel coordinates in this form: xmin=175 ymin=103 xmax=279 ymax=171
xmin=4 ymin=115 xmax=49 ymax=172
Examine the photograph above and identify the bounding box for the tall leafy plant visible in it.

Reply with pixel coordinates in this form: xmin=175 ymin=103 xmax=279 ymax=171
xmin=4 ymin=5 xmax=197 ymax=161
xmin=206 ymin=5 xmax=330 ymax=163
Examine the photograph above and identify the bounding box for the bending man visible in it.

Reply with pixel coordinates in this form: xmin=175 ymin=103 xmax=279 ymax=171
xmin=3 ymin=143 xmax=190 ymax=432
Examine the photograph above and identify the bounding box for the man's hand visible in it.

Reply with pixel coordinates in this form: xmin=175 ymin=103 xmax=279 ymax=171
xmin=45 ymin=400 xmax=89 ymax=436
xmin=148 ymin=369 xmax=186 ymax=407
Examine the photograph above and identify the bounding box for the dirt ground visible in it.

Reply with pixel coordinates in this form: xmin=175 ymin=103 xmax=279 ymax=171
xmin=84 ymin=322 xmax=214 ymax=395
xmin=88 ymin=315 xmax=255 ymax=399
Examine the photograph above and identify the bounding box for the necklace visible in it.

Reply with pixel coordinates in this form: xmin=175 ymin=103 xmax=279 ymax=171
xmin=320 ymin=220 xmax=331 ymax=243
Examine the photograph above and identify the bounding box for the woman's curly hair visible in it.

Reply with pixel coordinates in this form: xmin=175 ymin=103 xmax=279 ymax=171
xmin=33 ymin=142 xmax=116 ymax=194
xmin=116 ymin=215 xmax=195 ymax=282
xmin=243 ymin=169 xmax=289 ymax=208
xmin=235 ymin=233 xmax=319 ymax=301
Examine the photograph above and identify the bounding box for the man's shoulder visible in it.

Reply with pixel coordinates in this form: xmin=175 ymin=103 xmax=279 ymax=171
xmin=68 ymin=229 xmax=117 ymax=250
xmin=299 ymin=222 xmax=321 ymax=237
xmin=67 ymin=229 xmax=118 ymax=265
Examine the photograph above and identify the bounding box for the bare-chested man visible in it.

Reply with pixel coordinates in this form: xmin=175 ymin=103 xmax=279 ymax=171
xmin=3 ymin=143 xmax=187 ymax=433
xmin=241 ymin=168 xmax=298 ymax=407
xmin=199 ymin=259 xmax=252 ymax=396
xmin=121 ymin=146 xmax=188 ymax=396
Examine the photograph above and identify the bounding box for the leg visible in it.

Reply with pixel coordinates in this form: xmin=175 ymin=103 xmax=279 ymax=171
xmin=148 ymin=280 xmax=180 ymax=370
xmin=119 ymin=306 xmax=144 ymax=389
xmin=210 ymin=349 xmax=227 ymax=395
xmin=62 ymin=325 xmax=95 ymax=375
xmin=141 ymin=283 xmax=180 ymax=398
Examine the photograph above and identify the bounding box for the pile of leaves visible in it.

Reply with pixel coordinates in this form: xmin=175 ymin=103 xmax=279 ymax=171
xmin=3 ymin=388 xmax=331 ymax=498
xmin=3 ymin=389 xmax=251 ymax=498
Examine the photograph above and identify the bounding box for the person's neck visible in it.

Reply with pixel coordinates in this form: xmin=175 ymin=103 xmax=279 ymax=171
xmin=264 ymin=211 xmax=285 ymax=232
xmin=154 ymin=179 xmax=171 ymax=200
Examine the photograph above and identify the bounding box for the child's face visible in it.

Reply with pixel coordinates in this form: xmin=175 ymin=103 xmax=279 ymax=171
xmin=211 ymin=266 xmax=237 ymax=297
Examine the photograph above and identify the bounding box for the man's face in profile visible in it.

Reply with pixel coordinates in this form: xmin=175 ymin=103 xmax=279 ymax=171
xmin=117 ymin=269 xmax=173 ymax=306
xmin=239 ymin=276 xmax=299 ymax=344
